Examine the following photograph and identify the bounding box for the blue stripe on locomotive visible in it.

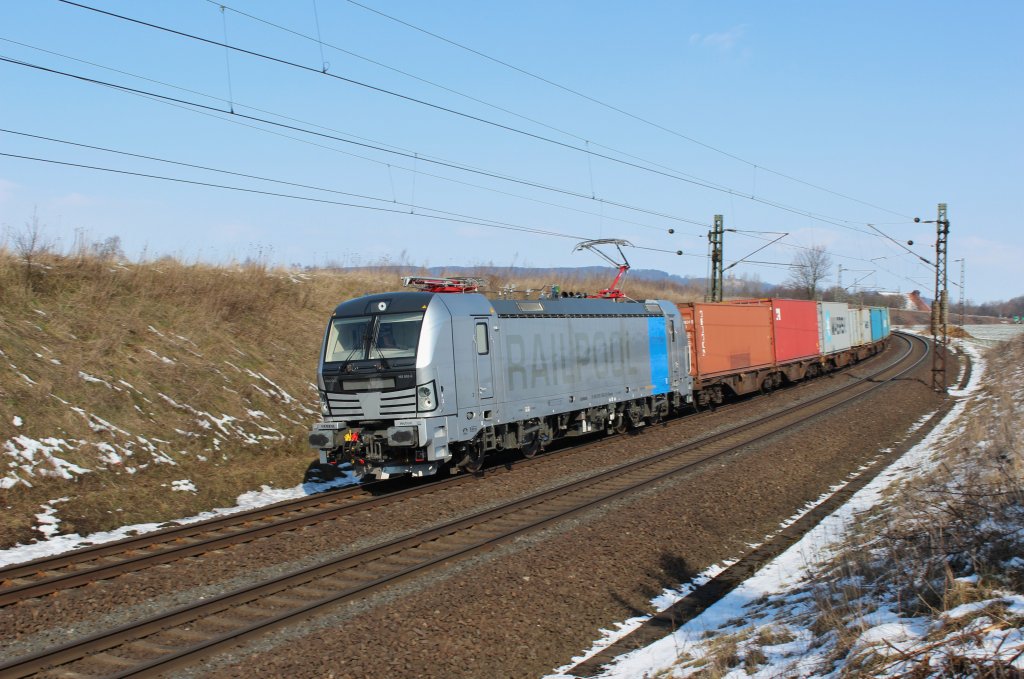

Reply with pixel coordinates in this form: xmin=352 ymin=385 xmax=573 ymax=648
xmin=647 ymin=317 xmax=670 ymax=394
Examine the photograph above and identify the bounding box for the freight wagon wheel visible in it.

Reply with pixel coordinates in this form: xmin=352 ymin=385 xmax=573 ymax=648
xmin=649 ymin=402 xmax=668 ymax=425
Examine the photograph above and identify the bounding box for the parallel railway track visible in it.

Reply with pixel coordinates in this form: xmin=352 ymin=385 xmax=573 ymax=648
xmin=0 ymin=332 xmax=929 ymax=677
xmin=0 ymin=335 xmax=901 ymax=607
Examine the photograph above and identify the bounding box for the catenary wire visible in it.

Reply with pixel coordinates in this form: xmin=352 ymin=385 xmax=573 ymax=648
xmin=0 ymin=143 xmax=915 ymax=289
xmin=0 ymin=37 xmax=700 ymax=235
xmin=729 ymin=231 xmax=935 ymax=291
xmin=206 ymin=0 xmax=761 ymax=200
xmin=5 ymin=86 xmax=907 ymax=289
xmin=58 ymin=0 xmax=751 ymax=194
xmin=0 ymin=149 xmax=679 ymax=256
xmin=343 ymin=0 xmax=913 ymax=220
xmin=2 ymin=27 xmax=921 ymax=288
xmin=0 ymin=54 xmax=711 ymax=231
xmin=57 ymin=0 xmax=905 ymax=234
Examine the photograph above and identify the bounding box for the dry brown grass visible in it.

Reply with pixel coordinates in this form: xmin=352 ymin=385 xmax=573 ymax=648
xmin=800 ymin=335 xmax=1024 ymax=673
xmin=0 ymin=249 xmax=415 ymax=546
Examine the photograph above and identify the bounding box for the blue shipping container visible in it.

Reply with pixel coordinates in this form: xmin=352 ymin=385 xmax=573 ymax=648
xmin=869 ymin=307 xmax=890 ymax=342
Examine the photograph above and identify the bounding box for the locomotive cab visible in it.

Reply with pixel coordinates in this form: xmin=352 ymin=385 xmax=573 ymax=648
xmin=308 ymin=291 xmax=469 ymax=479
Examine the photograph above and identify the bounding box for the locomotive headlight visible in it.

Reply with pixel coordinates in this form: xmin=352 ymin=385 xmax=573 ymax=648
xmin=319 ymin=392 xmax=330 ymax=416
xmin=417 ymin=382 xmax=437 ymax=412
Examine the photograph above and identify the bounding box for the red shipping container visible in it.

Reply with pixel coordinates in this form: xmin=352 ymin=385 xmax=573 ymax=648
xmin=677 ymin=302 xmax=774 ymax=379
xmin=766 ymin=299 xmax=820 ymax=362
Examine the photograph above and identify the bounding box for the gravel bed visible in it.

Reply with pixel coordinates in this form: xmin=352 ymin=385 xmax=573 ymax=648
xmin=0 ymin=339 xmax=946 ymax=676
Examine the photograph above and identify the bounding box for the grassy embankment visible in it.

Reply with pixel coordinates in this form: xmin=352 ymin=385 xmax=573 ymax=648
xmin=0 ymin=249 xmax=698 ymax=549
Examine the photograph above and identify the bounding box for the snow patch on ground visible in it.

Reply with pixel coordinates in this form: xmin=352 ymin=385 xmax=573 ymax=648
xmin=78 ymin=371 xmax=114 ymax=389
xmin=0 ymin=474 xmax=360 ymax=568
xmin=169 ymin=479 xmax=197 ymax=493
xmin=34 ymin=498 xmax=71 ymax=540
xmin=2 ymin=435 xmax=90 ymax=489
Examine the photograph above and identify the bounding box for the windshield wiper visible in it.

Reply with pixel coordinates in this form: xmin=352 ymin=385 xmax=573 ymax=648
xmin=369 ymin=340 xmax=390 ymax=369
xmin=367 ymin=318 xmax=390 ymax=369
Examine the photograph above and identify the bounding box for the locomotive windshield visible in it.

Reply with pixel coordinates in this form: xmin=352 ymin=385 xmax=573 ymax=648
xmin=324 ymin=312 xmax=424 ymax=363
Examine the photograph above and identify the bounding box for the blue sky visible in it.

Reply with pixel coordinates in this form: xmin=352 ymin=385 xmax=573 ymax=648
xmin=1 ymin=1 xmax=1021 ymax=302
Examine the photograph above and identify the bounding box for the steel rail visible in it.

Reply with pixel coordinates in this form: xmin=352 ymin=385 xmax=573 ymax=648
xmin=0 ymin=337 xmax=902 ymax=605
xmin=0 ymin=334 xmax=926 ymax=677
xmin=570 ymin=335 xmax=943 ymax=676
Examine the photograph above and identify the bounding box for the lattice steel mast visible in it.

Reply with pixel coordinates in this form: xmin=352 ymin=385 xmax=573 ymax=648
xmin=706 ymin=215 xmax=724 ymax=302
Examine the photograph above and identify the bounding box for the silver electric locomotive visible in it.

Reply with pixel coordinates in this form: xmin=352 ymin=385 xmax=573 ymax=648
xmin=308 ymin=287 xmax=693 ymax=479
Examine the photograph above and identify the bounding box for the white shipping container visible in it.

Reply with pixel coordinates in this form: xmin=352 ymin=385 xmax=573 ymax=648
xmin=818 ymin=301 xmax=853 ymax=354
xmin=849 ymin=307 xmax=871 ymax=346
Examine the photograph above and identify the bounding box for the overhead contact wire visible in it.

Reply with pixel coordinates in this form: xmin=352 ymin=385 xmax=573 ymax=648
xmin=0 ymin=39 xmax=691 ymax=234
xmin=345 ymin=0 xmax=913 ymax=220
xmin=206 ymin=0 xmax=742 ymax=199
xmin=0 ymin=151 xmax=578 ymax=241
xmin=0 ymin=148 xmax=679 ymax=256
xmin=0 ymin=54 xmax=708 ymax=230
xmin=56 ymin=0 xmax=900 ymax=232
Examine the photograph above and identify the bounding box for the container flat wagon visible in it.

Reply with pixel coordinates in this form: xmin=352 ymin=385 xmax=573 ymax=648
xmin=676 ymin=301 xmax=774 ymax=406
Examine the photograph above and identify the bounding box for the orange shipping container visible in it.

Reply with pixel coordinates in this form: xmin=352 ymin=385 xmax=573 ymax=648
xmin=677 ymin=302 xmax=774 ymax=379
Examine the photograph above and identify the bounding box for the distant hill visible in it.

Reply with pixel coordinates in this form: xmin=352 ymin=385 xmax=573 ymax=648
xmin=429 ymin=265 xmax=709 ymax=289
xmin=321 ymin=264 xmax=702 ymax=289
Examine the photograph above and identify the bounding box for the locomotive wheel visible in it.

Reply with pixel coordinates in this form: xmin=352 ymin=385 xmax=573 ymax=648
xmin=613 ymin=417 xmax=628 ymax=435
xmin=458 ymin=444 xmax=485 ymax=473
xmin=522 ymin=433 xmax=542 ymax=459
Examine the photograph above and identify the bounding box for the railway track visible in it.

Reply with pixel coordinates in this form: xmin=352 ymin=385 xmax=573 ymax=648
xmin=0 ymin=334 xmax=902 ymax=608
xmin=571 ymin=333 xmax=964 ymax=677
xmin=0 ymin=332 xmax=929 ymax=677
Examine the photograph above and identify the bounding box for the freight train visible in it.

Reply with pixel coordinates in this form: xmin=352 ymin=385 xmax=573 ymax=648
xmin=307 ymin=279 xmax=891 ymax=480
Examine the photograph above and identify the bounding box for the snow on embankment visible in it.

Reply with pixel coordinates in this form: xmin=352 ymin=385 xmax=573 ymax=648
xmin=551 ymin=334 xmax=1024 ymax=678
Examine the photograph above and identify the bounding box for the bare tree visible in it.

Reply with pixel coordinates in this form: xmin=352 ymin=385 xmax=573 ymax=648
xmin=12 ymin=209 xmax=52 ymax=291
xmin=786 ymin=245 xmax=832 ymax=300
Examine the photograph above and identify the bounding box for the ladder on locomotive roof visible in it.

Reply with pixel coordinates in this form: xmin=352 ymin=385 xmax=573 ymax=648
xmin=401 ymin=276 xmax=487 ymax=293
